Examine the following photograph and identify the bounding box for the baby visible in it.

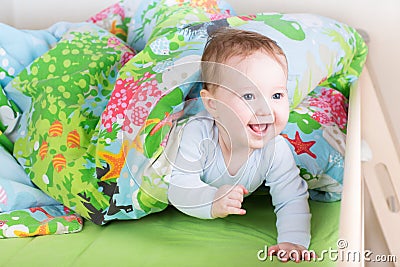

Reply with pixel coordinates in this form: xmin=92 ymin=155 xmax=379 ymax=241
xmin=168 ymin=27 xmax=312 ymax=262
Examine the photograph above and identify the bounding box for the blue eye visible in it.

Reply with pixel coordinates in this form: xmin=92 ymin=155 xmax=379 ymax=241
xmin=272 ymin=93 xmax=283 ymax=100
xmin=243 ymin=93 xmax=255 ymax=100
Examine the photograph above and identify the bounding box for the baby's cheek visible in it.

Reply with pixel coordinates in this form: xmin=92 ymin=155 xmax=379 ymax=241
xmin=283 ymin=109 xmax=290 ymax=124
xmin=275 ymin=109 xmax=290 ymax=132
xmin=275 ymin=101 xmax=288 ymax=115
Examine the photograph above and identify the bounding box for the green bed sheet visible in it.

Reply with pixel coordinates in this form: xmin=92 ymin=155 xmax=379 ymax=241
xmin=0 ymin=195 xmax=340 ymax=267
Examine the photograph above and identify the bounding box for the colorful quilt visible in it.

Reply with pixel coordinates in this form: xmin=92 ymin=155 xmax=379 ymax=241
xmin=0 ymin=0 xmax=367 ymax=237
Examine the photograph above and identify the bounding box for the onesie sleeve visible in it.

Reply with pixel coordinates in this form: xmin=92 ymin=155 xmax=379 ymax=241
xmin=168 ymin=117 xmax=218 ymax=219
xmin=264 ymin=136 xmax=311 ymax=249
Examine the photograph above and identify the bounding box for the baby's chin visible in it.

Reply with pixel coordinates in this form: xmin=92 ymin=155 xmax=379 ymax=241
xmin=248 ymin=135 xmax=276 ymax=150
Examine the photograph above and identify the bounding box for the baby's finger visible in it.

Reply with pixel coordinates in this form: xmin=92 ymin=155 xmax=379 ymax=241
xmin=303 ymin=251 xmax=311 ymax=261
xmin=227 ymin=199 xmax=242 ymax=209
xmin=289 ymin=250 xmax=301 ymax=263
xmin=228 ymin=191 xmax=244 ymax=203
xmin=276 ymin=250 xmax=289 ymax=262
xmin=302 ymin=250 xmax=317 ymax=261
xmin=267 ymin=245 xmax=279 ymax=256
xmin=235 ymin=185 xmax=249 ymax=195
xmin=227 ymin=206 xmax=246 ymax=215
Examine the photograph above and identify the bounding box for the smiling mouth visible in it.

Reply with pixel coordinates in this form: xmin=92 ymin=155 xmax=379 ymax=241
xmin=248 ymin=123 xmax=269 ymax=136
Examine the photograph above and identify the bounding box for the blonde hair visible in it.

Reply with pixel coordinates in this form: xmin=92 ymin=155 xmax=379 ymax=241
xmin=201 ymin=27 xmax=287 ymax=91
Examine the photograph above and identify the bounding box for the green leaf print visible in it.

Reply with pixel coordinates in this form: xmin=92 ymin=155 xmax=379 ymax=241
xmin=319 ymin=25 xmax=368 ymax=98
xmin=299 ymin=167 xmax=318 ymax=182
xmin=143 ymin=88 xmax=183 ymax=158
xmin=255 ymin=14 xmax=306 ymax=41
xmin=288 ymin=111 xmax=321 ymax=134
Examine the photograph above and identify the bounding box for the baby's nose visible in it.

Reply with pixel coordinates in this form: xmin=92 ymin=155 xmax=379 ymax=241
xmin=257 ymin=113 xmax=275 ymax=123
xmin=254 ymin=104 xmax=274 ymax=123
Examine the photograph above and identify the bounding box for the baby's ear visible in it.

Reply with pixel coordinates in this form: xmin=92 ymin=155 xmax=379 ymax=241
xmin=200 ymin=89 xmax=217 ymax=114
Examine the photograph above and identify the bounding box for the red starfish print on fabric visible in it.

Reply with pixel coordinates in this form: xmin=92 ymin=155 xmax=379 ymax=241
xmin=282 ymin=131 xmax=317 ymax=159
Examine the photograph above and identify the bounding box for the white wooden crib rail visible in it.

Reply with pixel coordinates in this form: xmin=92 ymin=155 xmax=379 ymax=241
xmin=361 ymin=68 xmax=400 ymax=267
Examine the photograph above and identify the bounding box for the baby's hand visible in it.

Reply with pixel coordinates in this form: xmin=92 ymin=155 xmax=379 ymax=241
xmin=211 ymin=185 xmax=248 ymax=218
xmin=268 ymin=242 xmax=316 ymax=262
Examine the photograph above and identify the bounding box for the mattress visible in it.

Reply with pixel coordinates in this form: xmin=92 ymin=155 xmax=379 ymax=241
xmin=1 ymin=195 xmax=340 ymax=266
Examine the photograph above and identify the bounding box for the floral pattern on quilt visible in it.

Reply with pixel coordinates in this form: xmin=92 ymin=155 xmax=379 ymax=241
xmin=1 ymin=0 xmax=368 ymax=231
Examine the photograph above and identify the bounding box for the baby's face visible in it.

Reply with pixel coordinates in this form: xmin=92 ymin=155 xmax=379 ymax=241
xmin=205 ymin=51 xmax=289 ymax=151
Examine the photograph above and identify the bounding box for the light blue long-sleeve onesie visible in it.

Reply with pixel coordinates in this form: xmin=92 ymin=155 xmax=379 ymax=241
xmin=168 ymin=111 xmax=311 ymax=248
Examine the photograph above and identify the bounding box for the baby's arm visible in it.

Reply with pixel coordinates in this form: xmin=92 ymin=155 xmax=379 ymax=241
xmin=168 ymin=171 xmax=217 ymax=219
xmin=168 ymin=117 xmax=218 ymax=219
xmin=265 ymin=137 xmax=312 ymax=257
xmin=169 ymin=173 xmax=248 ymax=218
